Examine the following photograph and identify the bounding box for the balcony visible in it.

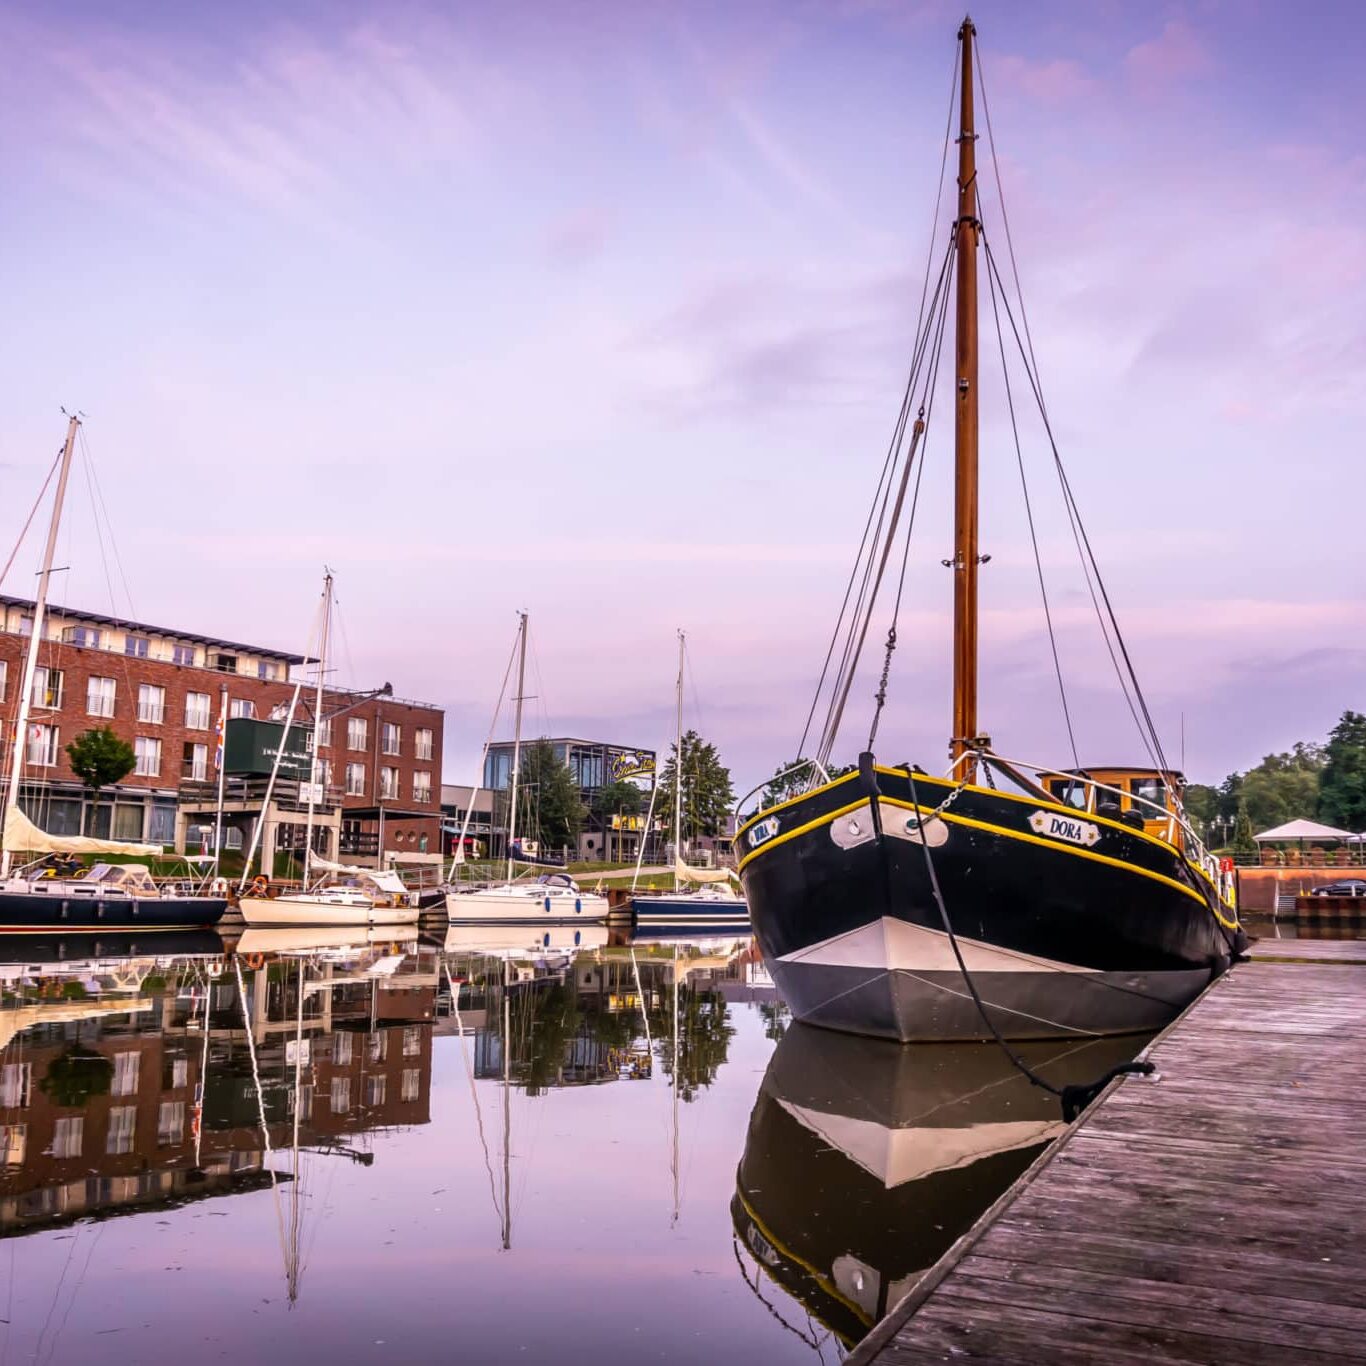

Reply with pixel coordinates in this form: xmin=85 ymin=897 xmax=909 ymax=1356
xmin=178 ymin=773 xmax=343 ymax=812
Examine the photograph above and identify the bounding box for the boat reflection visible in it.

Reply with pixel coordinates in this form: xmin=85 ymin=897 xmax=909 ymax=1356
xmin=0 ymin=943 xmax=438 ymax=1253
xmin=732 ymin=1023 xmax=1146 ymax=1348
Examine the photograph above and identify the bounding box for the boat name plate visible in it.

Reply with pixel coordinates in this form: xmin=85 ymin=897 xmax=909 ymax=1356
xmin=1028 ymin=809 xmax=1101 ymax=847
xmin=747 ymin=817 xmax=779 ymax=849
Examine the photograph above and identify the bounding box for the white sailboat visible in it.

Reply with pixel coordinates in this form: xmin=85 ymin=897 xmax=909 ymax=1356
xmin=239 ymin=572 xmax=417 ymax=929
xmin=444 ymin=613 xmax=606 ymax=924
xmin=630 ymin=632 xmax=746 ymax=933
xmin=0 ymin=415 xmax=227 ymax=931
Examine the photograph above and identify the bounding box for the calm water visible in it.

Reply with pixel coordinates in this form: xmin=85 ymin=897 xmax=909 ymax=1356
xmin=0 ymin=929 xmax=1145 ymax=1364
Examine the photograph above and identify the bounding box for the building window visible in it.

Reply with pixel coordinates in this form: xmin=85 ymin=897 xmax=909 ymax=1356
xmin=185 ymin=692 xmax=211 ymax=729
xmin=32 ymin=666 xmax=63 ymax=710
xmin=317 ymin=758 xmax=334 ymax=788
xmin=87 ymin=675 xmax=116 ymax=718
xmin=149 ymin=802 xmax=175 ymax=845
xmin=269 ymin=702 xmax=290 ymax=722
xmin=215 ymin=654 xmax=238 ymax=674
xmin=230 ymin=699 xmax=256 ymax=720
xmin=0 ymin=1062 xmax=32 ymax=1109
xmin=183 ymin=742 xmax=208 ymax=782
xmin=365 ymin=1076 xmax=387 ymax=1108
xmin=52 ymin=1115 xmax=84 ymax=1159
xmin=157 ymin=1101 xmax=185 ymax=1146
xmin=367 ymin=1032 xmax=388 ymax=1063
xmin=62 ymin=625 xmax=102 ymax=649
xmin=27 ymin=724 xmax=60 ymax=768
xmin=137 ymin=684 xmax=165 ymax=724
xmin=134 ymin=736 xmax=162 ymax=777
xmin=112 ymin=1051 xmax=140 ymax=1097
xmin=347 ymin=717 xmax=368 ymax=751
xmin=2 ymin=1124 xmax=26 ymax=1167
xmin=381 ymin=722 xmax=401 ymax=756
xmin=333 ymin=1032 xmax=354 ymax=1066
xmin=167 ymin=1055 xmax=189 ymax=1090
xmin=415 ymin=728 xmax=433 ymax=760
xmin=412 ymin=771 xmax=432 ymax=804
xmin=106 ymin=1106 xmax=136 ymax=1155
xmin=172 ymin=643 xmax=196 ymax=666
xmin=0 ymin=659 xmax=6 ymax=700
xmin=316 ymin=718 xmax=332 ymax=749
xmin=401 ymin=1068 xmax=421 ymax=1103
xmin=345 ymin=762 xmax=366 ymax=796
xmin=402 ymin=1026 xmax=421 ymax=1057
xmin=124 ymin=635 xmax=150 ymax=658
xmin=258 ymin=660 xmax=280 ymax=681
xmin=380 ymin=767 xmax=400 ymax=800
xmin=330 ymin=1077 xmax=351 ymax=1114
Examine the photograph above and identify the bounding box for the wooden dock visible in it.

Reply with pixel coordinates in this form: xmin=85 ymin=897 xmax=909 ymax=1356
xmin=850 ymin=937 xmax=1366 ymax=1364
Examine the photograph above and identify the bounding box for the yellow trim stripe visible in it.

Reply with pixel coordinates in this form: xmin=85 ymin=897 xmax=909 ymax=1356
xmin=739 ymin=795 xmax=1240 ymax=931
xmin=733 ymin=1186 xmax=870 ymax=1328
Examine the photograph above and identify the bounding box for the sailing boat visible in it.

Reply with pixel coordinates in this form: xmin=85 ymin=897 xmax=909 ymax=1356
xmin=0 ymin=416 xmax=226 ymax=932
xmin=733 ymin=20 xmax=1245 ymax=1042
xmin=445 ymin=613 xmax=607 ymax=923
xmin=239 ymin=573 xmax=417 ymax=929
xmin=630 ymin=633 xmax=746 ymax=934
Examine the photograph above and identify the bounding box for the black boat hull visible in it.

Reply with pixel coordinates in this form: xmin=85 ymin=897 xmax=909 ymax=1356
xmin=0 ymin=892 xmax=228 ymax=934
xmin=735 ymin=764 xmax=1244 ymax=1042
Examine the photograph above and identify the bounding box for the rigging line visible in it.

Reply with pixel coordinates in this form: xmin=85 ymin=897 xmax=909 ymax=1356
xmin=912 ymin=42 xmax=962 ymax=347
xmin=798 ymin=238 xmax=957 ymax=760
xmin=976 ymin=57 xmax=1172 ymax=781
xmin=0 ymin=446 xmax=62 ymax=593
xmin=981 ymin=241 xmax=1167 ymax=775
xmin=866 ymin=238 xmax=954 ymax=752
xmin=983 ymin=227 xmax=1079 ymax=769
xmin=76 ymin=426 xmax=137 ymax=620
xmin=814 ymin=239 xmax=957 ymax=759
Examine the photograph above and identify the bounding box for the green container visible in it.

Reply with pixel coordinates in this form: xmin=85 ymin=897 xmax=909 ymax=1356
xmin=223 ymin=717 xmax=313 ymax=777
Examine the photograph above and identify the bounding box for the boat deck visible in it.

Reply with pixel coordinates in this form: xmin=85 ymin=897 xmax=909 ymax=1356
xmin=850 ymin=937 xmax=1366 ymax=1364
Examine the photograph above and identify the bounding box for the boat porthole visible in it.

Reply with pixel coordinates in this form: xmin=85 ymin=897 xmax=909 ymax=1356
xmin=543 ymin=933 xmax=550 ymax=947
xmin=574 ymin=931 xmax=581 ymax=946
xmin=848 ymin=819 xmax=861 ymax=835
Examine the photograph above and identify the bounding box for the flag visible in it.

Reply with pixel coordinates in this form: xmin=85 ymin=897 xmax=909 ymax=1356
xmin=214 ymin=694 xmax=228 ymax=772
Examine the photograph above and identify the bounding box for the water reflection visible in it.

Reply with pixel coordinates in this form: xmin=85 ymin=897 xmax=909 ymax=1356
xmin=0 ymin=929 xmax=1141 ymax=1362
xmin=732 ymin=1024 xmax=1147 ymax=1349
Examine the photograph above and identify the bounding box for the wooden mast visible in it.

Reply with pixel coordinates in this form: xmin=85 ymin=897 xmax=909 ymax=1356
xmin=950 ymin=16 xmax=981 ymax=773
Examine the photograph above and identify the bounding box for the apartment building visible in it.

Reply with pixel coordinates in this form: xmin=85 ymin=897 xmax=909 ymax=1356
xmin=0 ymin=594 xmax=443 ymax=869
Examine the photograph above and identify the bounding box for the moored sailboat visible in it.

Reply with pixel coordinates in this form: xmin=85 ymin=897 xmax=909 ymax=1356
xmin=734 ymin=20 xmax=1244 ymax=1043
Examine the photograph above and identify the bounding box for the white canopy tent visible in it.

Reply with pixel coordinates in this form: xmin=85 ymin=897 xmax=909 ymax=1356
xmin=1252 ymin=819 xmax=1355 ymax=843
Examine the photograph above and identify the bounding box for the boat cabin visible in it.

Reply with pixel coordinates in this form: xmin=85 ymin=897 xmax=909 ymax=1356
xmin=1040 ymin=768 xmax=1187 ymax=846
xmin=310 ymin=868 xmax=413 ymax=909
xmin=23 ymin=862 xmax=161 ymax=899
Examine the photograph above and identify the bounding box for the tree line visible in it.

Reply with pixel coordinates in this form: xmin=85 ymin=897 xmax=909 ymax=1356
xmin=1183 ymin=710 xmax=1366 ymax=846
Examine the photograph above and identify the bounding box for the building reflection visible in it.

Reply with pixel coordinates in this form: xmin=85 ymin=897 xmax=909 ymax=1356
xmin=731 ymin=1024 xmax=1147 ymax=1349
xmin=0 ymin=941 xmax=438 ymax=1239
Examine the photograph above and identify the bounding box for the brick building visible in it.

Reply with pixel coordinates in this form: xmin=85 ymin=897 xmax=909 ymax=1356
xmin=0 ymin=594 xmax=443 ymax=871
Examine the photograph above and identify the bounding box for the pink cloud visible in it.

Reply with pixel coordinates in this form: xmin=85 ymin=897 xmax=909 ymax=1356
xmin=992 ymin=53 xmax=1097 ymax=105
xmin=1124 ymin=18 xmax=1212 ymax=91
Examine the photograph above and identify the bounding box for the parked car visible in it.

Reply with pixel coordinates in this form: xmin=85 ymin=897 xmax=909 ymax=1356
xmin=1310 ymin=879 xmax=1366 ymax=897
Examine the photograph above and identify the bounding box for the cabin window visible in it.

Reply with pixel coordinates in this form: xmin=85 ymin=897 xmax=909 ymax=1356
xmin=1131 ymin=777 xmax=1167 ymax=814
xmin=1055 ymin=780 xmax=1089 ymax=810
xmin=87 ymin=675 xmax=116 ymax=718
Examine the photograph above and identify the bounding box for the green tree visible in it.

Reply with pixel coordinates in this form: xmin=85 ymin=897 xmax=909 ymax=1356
xmin=65 ymin=726 xmax=136 ymax=797
xmin=39 ymin=1046 xmax=113 ymax=1108
xmin=1182 ymin=782 xmax=1219 ymax=839
xmin=656 ymin=730 xmax=734 ymax=843
xmin=1232 ymin=799 xmax=1257 ymax=857
xmin=515 ymin=739 xmax=585 ymax=853
xmin=1318 ymin=711 xmax=1366 ymax=832
xmin=594 ymin=779 xmax=643 ymax=820
xmin=1238 ymin=743 xmax=1324 ymax=832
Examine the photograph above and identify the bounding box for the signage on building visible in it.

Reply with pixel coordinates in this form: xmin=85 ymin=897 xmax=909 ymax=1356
xmin=223 ymin=718 xmax=314 ymax=778
xmin=610 ymin=749 xmax=655 ymax=780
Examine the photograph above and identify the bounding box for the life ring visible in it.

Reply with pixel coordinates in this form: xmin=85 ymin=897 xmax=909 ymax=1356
xmin=242 ymin=953 xmax=266 ymax=970
xmin=210 ymin=877 xmax=229 ymax=897
xmin=249 ymin=874 xmax=269 ymax=897
xmin=1219 ymin=857 xmax=1234 ymax=874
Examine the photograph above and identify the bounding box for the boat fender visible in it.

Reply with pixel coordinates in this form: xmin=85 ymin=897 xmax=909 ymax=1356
xmin=210 ymin=877 xmax=229 ymax=897
xmin=857 ymin=752 xmax=884 ymax=839
xmin=242 ymin=953 xmax=266 ymax=970
xmin=250 ymin=874 xmax=269 ymax=897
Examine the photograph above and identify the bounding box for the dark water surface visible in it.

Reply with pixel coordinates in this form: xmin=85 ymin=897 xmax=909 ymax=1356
xmin=0 ymin=933 xmax=1146 ymax=1363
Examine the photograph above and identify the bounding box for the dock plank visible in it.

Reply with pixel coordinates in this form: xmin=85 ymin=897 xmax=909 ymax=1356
xmin=851 ymin=959 xmax=1366 ymax=1364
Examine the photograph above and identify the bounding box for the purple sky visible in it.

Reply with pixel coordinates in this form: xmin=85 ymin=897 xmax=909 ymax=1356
xmin=1 ymin=0 xmax=1362 ymax=792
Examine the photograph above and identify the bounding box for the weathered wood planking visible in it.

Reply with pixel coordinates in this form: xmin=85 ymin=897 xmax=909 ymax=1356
xmin=1248 ymin=936 xmax=1366 ymax=965
xmin=851 ymin=961 xmax=1366 ymax=1364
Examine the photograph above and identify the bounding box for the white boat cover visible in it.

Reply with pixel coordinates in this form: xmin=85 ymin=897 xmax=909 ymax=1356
xmin=308 ymin=853 xmax=409 ymax=895
xmin=3 ymin=805 xmax=161 ymax=858
xmin=674 ymin=860 xmax=738 ymax=885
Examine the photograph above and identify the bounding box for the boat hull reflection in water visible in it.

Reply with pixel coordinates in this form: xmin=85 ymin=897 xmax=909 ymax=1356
xmin=732 ymin=1022 xmax=1146 ymax=1347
